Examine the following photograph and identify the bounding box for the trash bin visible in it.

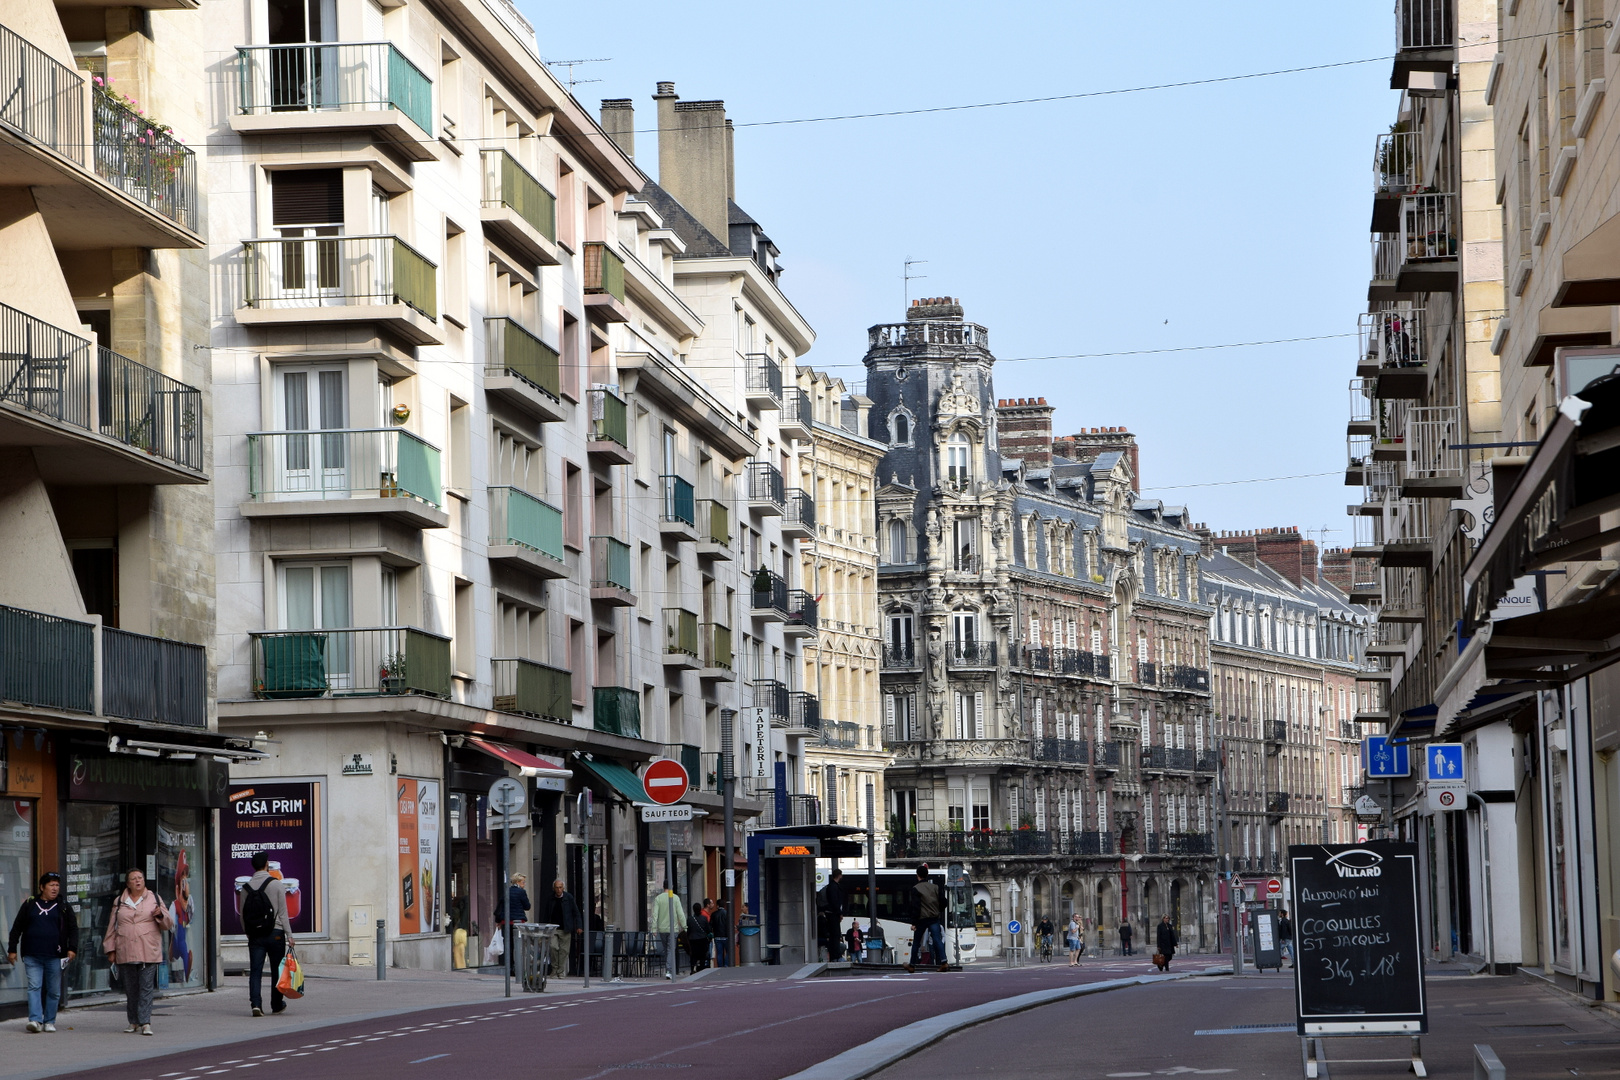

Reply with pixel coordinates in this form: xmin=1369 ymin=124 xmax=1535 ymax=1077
xmin=513 ymin=922 xmax=558 ymax=992
xmin=738 ymin=915 xmax=761 ymax=966
xmin=864 ymin=928 xmax=887 ymax=965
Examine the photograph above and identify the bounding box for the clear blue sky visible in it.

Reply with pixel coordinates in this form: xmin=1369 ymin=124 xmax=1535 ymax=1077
xmin=521 ymin=0 xmax=1393 ymax=546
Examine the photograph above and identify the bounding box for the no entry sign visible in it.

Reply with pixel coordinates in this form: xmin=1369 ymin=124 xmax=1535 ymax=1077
xmin=642 ymin=758 xmax=690 ymax=805
xmin=1267 ymin=878 xmax=1283 ymax=895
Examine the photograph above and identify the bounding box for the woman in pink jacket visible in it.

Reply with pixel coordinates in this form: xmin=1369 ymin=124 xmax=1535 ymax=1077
xmin=103 ymin=869 xmax=172 ymax=1036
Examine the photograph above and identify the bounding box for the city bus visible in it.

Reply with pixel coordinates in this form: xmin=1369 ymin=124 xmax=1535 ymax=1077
xmin=817 ymin=868 xmax=977 ymax=964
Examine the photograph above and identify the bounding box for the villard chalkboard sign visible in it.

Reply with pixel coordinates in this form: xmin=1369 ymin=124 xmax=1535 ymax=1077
xmin=1289 ymin=841 xmax=1427 ymax=1037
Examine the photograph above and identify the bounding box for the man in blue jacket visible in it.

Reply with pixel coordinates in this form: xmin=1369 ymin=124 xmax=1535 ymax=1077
xmin=7 ymin=872 xmax=78 ymax=1032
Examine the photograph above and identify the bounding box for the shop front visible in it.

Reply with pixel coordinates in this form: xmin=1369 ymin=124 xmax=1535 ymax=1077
xmin=0 ymin=735 xmax=57 ymax=1010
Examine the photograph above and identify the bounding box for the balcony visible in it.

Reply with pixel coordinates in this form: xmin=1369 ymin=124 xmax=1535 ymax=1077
xmin=786 ymin=691 xmax=821 ymax=734
xmin=593 ymin=686 xmax=640 ymax=738
xmin=491 ymin=657 xmax=571 ymax=722
xmin=746 ymin=460 xmax=785 ymax=515
xmin=1057 ymin=650 xmax=1110 ymax=678
xmin=882 ymin=643 xmax=919 ymax=670
xmin=782 ymin=487 xmax=816 ymax=540
xmin=1032 ymin=736 xmax=1088 ymax=764
xmin=1394 ymin=193 xmax=1458 ymax=293
xmin=1359 ymin=308 xmax=1429 ymax=397
xmin=784 ymin=590 xmax=818 ymax=638
xmin=698 ymin=751 xmax=725 ymax=792
xmin=749 ymin=569 xmax=789 ymax=621
xmin=1391 ymin=0 xmax=1456 ymax=93
xmin=582 ymin=241 xmax=628 ymax=322
xmin=1163 ymin=833 xmax=1215 ymax=857
xmin=243 ymin=428 xmax=447 ymax=528
xmin=1093 ymin=742 xmax=1123 ymax=773
xmin=744 ymin=353 xmax=782 ymax=410
xmin=250 ymin=626 xmax=451 ymax=699
xmin=480 ymin=149 xmax=558 ymax=266
xmin=951 ymin=551 xmax=981 ymax=574
xmin=1143 ymin=746 xmax=1195 ymax=771
xmin=662 ymin=609 xmax=700 ymax=670
xmin=752 ymin=679 xmax=790 ymax=725
xmin=103 ymin=628 xmax=208 ymax=729
xmin=889 ymin=830 xmax=1053 ymax=860
xmin=1068 ymin=831 xmax=1119 ymax=857
xmin=659 ymin=476 xmax=698 ymax=541
xmin=1136 ymin=660 xmax=1157 ymax=686
xmin=239 ymin=235 xmax=441 ymax=345
xmin=484 ymin=317 xmax=563 ymax=422
xmin=780 ymin=387 xmax=812 ymax=440
xmin=757 ymin=792 xmax=822 ymax=829
xmin=1347 ymin=378 xmax=1377 ymax=437
xmin=1267 ymin=792 xmax=1291 ymax=817
xmin=1164 ymin=666 xmax=1210 ymax=692
xmin=589 ymin=536 xmax=635 ymax=606
xmin=587 ymin=387 xmax=633 ymax=464
xmin=1194 ymin=751 xmax=1218 ymax=776
xmin=700 ymin=623 xmax=734 ymax=681
xmin=1369 ymin=231 xmax=1403 ymax=301
xmin=659 ymin=743 xmax=702 ymax=787
xmin=0 ymin=303 xmax=206 ymax=484
xmin=1264 ymin=720 xmax=1287 ymax=751
xmin=1380 ymin=498 xmax=1434 ymax=568
xmin=488 ymin=486 xmax=566 ymax=579
xmin=946 ymin=640 xmax=996 ymax=670
xmin=1400 ymin=405 xmax=1465 ymax=497
xmin=231 ymin=42 xmax=436 ymax=160
xmin=696 ymin=499 xmax=730 ymax=560
xmin=1371 ymin=129 xmax=1424 ymax=232
xmin=91 ymin=86 xmax=199 ymax=235
xmin=819 ymin=721 xmax=861 ymax=749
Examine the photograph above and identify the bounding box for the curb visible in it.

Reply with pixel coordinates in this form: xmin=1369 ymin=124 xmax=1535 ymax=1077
xmin=782 ymin=966 xmax=1226 ymax=1080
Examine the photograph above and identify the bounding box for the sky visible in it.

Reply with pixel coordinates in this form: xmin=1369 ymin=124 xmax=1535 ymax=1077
xmin=518 ymin=0 xmax=1394 ymax=547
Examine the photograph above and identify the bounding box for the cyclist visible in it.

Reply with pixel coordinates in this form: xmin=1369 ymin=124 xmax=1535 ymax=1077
xmin=1036 ymin=915 xmax=1055 ymax=962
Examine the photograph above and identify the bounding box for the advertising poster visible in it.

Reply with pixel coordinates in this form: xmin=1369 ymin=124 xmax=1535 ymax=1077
xmin=398 ymin=779 xmax=440 ymax=934
xmin=219 ymin=781 xmax=321 ymax=936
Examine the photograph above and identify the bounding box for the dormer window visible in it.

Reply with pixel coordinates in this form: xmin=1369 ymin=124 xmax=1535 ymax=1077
xmin=888 ymin=408 xmax=912 ymax=446
xmin=946 ymin=432 xmax=971 ymax=490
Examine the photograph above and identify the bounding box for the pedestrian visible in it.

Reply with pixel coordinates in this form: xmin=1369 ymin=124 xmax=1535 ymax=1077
xmin=1119 ymin=920 xmax=1133 ymax=956
xmin=7 ymin=871 xmax=78 ymax=1033
xmin=821 ymin=869 xmax=846 ymax=961
xmin=103 ymin=868 xmax=172 ymax=1035
xmin=1066 ymin=913 xmax=1083 ymax=966
xmin=546 ymin=879 xmax=581 ymax=977
xmin=845 ymin=922 xmax=863 ymax=962
xmin=707 ymin=898 xmax=731 ymax=968
xmin=1155 ymin=914 xmax=1178 ymax=971
xmin=904 ymin=866 xmax=948 ymax=973
xmin=493 ymin=873 xmax=531 ymax=973
xmin=686 ymin=901 xmax=711 ymax=971
xmin=236 ymin=851 xmax=294 ymax=1017
xmin=1278 ymin=910 xmax=1294 ymax=968
xmin=650 ymin=882 xmax=686 ymax=979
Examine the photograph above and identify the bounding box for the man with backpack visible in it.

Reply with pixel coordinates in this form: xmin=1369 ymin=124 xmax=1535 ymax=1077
xmin=236 ymin=852 xmax=294 ymax=1016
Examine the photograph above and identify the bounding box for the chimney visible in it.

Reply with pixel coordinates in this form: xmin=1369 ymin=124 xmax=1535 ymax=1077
xmin=1054 ymin=426 xmax=1141 ymax=489
xmin=1214 ymin=527 xmax=1307 ymax=586
xmin=1320 ymin=548 xmax=1353 ymax=593
xmin=1300 ymin=538 xmax=1319 ymax=584
xmin=996 ymin=396 xmax=1054 ymax=470
xmin=599 ymin=98 xmax=634 ymax=158
xmin=654 ymin=82 xmax=730 ymax=242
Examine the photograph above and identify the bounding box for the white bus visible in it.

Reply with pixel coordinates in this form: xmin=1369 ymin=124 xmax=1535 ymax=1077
xmin=817 ymin=868 xmax=977 ymax=965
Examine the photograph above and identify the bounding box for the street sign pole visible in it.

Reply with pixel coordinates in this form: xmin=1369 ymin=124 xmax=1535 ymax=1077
xmin=489 ymin=777 xmax=526 ymax=999
xmin=579 ymin=790 xmax=591 ymax=989
xmin=640 ymin=758 xmax=691 ymax=981
xmin=865 ymin=781 xmax=877 ymax=949
xmin=665 ymin=821 xmax=675 ymax=980
xmin=722 ymin=710 xmax=736 ymax=969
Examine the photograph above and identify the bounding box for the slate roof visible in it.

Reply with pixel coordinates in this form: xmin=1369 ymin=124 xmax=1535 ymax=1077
xmin=638 ymin=180 xmax=732 ymax=257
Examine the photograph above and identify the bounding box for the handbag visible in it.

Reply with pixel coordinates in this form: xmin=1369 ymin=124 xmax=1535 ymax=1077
xmin=1152 ymin=952 xmax=1167 ymax=968
xmin=276 ymin=949 xmax=305 ymax=999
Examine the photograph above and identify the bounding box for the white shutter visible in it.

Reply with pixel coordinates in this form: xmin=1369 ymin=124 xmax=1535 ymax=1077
xmin=1060 ymin=788 xmax=1071 ymax=839
xmin=1176 ymin=723 xmax=1186 ymax=750
xmin=1067 ymin=620 xmax=1078 ymax=650
xmin=1144 ymin=794 xmax=1154 ymax=834
xmin=1141 ymin=709 xmax=1151 ymax=748
xmin=973 ymin=691 xmax=985 ymax=739
xmin=909 ymin=693 xmax=918 ymax=741
xmin=1055 ymin=712 xmax=1066 ymax=741
xmin=1198 ymin=794 xmax=1207 ymax=832
xmin=1051 ymin=617 xmax=1061 ymax=648
xmin=1029 ymin=615 xmax=1041 ymax=645
xmin=1195 ymin=717 xmax=1205 ymax=754
xmin=884 ymin=694 xmax=896 ymax=742
xmin=1035 ymin=786 xmax=1046 ymax=831
xmin=1091 ymin=627 xmax=1102 ymax=655
xmin=1009 ymin=786 xmax=1020 ymax=824
xmin=1098 ymin=797 xmax=1107 ymax=834
xmin=1096 ymin=704 xmax=1106 ymax=745
xmin=1180 ymin=794 xmax=1189 ymax=833
xmin=953 ymin=693 xmax=965 ymax=739
xmin=1033 ymin=698 xmax=1044 ymax=739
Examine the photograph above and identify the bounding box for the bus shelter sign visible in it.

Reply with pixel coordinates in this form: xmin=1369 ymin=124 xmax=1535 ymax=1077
xmin=1289 ymin=841 xmax=1427 ymax=1036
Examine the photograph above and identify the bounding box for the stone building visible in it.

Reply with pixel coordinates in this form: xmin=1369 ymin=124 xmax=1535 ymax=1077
xmin=872 ymin=298 xmax=1218 ymax=956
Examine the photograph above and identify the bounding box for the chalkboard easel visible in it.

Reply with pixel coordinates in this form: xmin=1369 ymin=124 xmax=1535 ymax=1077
xmin=1288 ymin=841 xmax=1428 ymax=1078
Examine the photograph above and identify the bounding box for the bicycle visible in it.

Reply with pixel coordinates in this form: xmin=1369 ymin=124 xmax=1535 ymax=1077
xmin=1038 ymin=933 xmax=1054 ymax=962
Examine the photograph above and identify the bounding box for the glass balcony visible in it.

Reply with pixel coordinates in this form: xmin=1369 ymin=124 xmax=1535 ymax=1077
xmin=480 ymin=148 xmax=557 ymax=262
xmin=593 ymin=686 xmax=640 ymax=738
xmin=488 ymin=486 xmax=565 ymax=575
xmin=233 ymin=41 xmax=435 ymax=153
xmin=250 ymin=626 xmax=451 ymax=699
xmin=491 ymin=657 xmax=571 ymax=721
xmin=245 ymin=428 xmax=443 ymax=524
xmin=240 ymin=235 xmax=440 ymax=343
xmin=485 ymin=317 xmax=562 ymax=419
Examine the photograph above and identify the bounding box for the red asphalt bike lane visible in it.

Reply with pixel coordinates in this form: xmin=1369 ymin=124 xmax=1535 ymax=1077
xmin=60 ymin=962 xmax=1176 ymax=1080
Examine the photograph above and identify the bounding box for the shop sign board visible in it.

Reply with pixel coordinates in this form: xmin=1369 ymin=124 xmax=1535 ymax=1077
xmin=641 ymin=804 xmax=693 ymax=822
xmin=70 ymin=743 xmax=230 ymax=808
xmin=219 ymin=780 xmax=322 ymax=935
xmin=397 ymin=779 xmax=440 ymax=935
xmin=747 ymin=707 xmax=770 ymax=779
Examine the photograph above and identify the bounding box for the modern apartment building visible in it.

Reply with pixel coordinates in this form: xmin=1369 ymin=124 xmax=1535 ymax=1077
xmin=872 ymin=302 xmax=1218 ymax=956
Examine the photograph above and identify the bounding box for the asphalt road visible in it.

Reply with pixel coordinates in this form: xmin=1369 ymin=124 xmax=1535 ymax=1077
xmin=65 ymin=958 xmax=1176 ymax=1080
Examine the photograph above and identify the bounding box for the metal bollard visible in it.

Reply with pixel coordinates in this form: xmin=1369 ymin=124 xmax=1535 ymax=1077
xmin=376 ymin=919 xmax=386 ymax=980
xmin=1473 ymin=1044 xmax=1505 ymax=1080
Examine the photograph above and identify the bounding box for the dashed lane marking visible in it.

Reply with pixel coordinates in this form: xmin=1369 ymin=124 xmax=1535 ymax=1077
xmin=409 ymin=1055 xmax=451 ymax=1065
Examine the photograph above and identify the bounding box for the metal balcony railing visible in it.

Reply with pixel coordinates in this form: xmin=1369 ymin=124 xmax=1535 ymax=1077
xmin=1373 ymin=129 xmax=1423 ymax=195
xmin=744 ymin=353 xmax=783 ymax=404
xmin=1069 ymin=831 xmax=1118 ymax=856
xmin=590 ymin=536 xmax=632 ymax=592
xmin=92 ymin=86 xmax=197 ymax=230
xmin=1163 ymin=833 xmax=1215 ymax=856
xmin=819 ymin=721 xmax=861 ymax=749
xmin=588 ymin=386 xmax=629 ymax=448
xmin=882 ymin=643 xmax=918 ymax=669
xmin=1406 ymin=405 xmax=1463 ymax=479
xmin=749 ymin=568 xmax=789 ymax=614
xmin=251 ymin=626 xmax=451 ymax=699
xmin=1094 ymin=742 xmax=1123 ymax=769
xmin=0 ymin=604 xmax=95 ymax=714
xmin=1022 ymin=646 xmax=1052 ymax=671
xmin=1194 ymin=752 xmax=1218 ymax=774
xmin=241 ymin=235 xmax=438 ymax=319
xmin=700 ymin=751 xmax=725 ymax=792
xmin=946 ymin=640 xmax=995 ymax=668
xmin=1362 ymin=461 xmax=1400 ymax=505
xmin=782 ymin=387 xmax=812 ymax=427
xmin=659 ymin=742 xmax=702 ymax=784
xmin=1058 ymin=651 xmax=1110 ymax=678
xmin=701 ymin=623 xmax=732 ymax=670
xmin=488 ymin=486 xmax=564 ymax=564
xmin=485 ymin=317 xmax=560 ymax=401
xmin=784 ymin=487 xmax=816 ymax=533
xmin=752 ymin=679 xmax=789 ymax=721
xmin=480 ymin=149 xmax=556 ymax=240
xmin=1137 ymin=660 xmax=1157 ymax=686
xmin=0 ymin=23 xmax=85 ymax=164
xmin=788 ymin=690 xmax=821 ymax=731
xmin=102 ymin=627 xmax=207 ymax=728
xmin=247 ymin=428 xmax=442 ymax=507
xmin=700 ymin=499 xmax=729 ymax=547
xmin=1372 ymin=231 xmax=1402 ymax=281
xmin=0 ymin=303 xmax=204 ymax=471
xmin=1265 ymin=720 xmax=1288 ymax=744
xmin=593 ymin=686 xmax=640 ymax=738
xmin=491 ymin=657 xmax=571 ymax=722
xmin=661 ymin=475 xmax=696 ymax=527
xmin=1267 ymin=792 xmax=1291 ymax=815
xmin=1349 ymin=378 xmax=1376 ymax=427
xmin=758 ymin=793 xmax=821 ymax=828
xmin=952 ymin=551 xmax=980 ymax=573
xmin=890 ymin=830 xmax=1053 ymax=859
xmin=1353 ymin=512 xmax=1385 ymax=551
xmin=786 ymin=590 xmax=818 ymax=632
xmin=1391 ymin=496 xmax=1433 ymax=545
xmin=235 ymin=41 xmax=434 ymax=133
xmin=747 ymin=460 xmax=785 ymax=509
xmin=583 ymin=241 xmax=624 ymax=301
xmin=1360 ymin=308 xmax=1426 ymax=370
xmin=663 ymin=608 xmax=699 ymax=659
xmin=1395 ymin=0 xmax=1453 ymax=50
xmin=1399 ymin=193 xmax=1456 ymax=262
xmin=1033 ymin=736 xmax=1089 ymax=764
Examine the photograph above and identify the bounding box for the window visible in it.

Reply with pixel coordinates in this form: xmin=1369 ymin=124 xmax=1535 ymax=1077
xmin=273 ymin=366 xmax=349 ymax=492
xmin=886 ymin=518 xmax=909 ymax=564
xmin=448 ymin=397 xmax=470 ymax=492
xmin=950 ymin=611 xmax=977 ymax=648
xmin=453 ymin=579 xmax=474 ymax=677
xmin=564 ymin=461 xmax=583 ymax=548
xmin=887 ymin=612 xmax=914 ymax=659
xmin=885 ymin=692 xmax=916 ymax=742
xmin=279 ymin=560 xmax=353 ymax=686
xmin=1033 ymin=698 xmax=1044 ymax=739
xmin=497 ymin=598 xmax=544 ymax=661
xmin=952 ymin=517 xmax=978 ymax=571
xmin=888 ymin=409 xmax=911 ymax=446
xmin=946 ymin=432 xmax=971 ymax=490
xmin=970 ymin=784 xmax=990 ymax=831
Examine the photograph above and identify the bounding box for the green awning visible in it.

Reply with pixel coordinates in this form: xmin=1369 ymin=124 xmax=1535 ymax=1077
xmin=576 ymin=757 xmax=648 ymax=805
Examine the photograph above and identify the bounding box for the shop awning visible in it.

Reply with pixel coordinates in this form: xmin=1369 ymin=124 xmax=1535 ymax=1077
xmin=574 ymin=756 xmax=649 ymax=805
xmin=466 ymin=737 xmax=571 ymax=780
xmin=1553 ymin=210 xmax=1620 ymax=307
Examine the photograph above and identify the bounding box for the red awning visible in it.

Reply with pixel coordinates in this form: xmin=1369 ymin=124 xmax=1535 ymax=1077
xmin=466 ymin=738 xmax=571 ymax=779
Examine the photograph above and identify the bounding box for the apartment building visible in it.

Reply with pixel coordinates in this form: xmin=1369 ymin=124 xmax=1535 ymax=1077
xmin=1344 ymin=0 xmax=1516 ymax=970
xmin=1456 ymin=0 xmax=1620 ymax=1001
xmin=872 ymin=303 xmax=1218 ymax=957
xmin=0 ymin=0 xmax=261 ymax=1002
xmin=795 ymin=368 xmax=891 ymax=860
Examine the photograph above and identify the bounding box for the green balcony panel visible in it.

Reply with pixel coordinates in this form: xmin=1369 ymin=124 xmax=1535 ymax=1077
xmin=482 ymin=150 xmax=557 ymax=240
xmin=589 ymin=387 xmax=629 ymax=447
xmin=490 ymin=486 xmax=564 ymax=562
xmin=584 ymin=241 xmax=625 ymax=301
xmin=594 ymin=686 xmax=640 ymax=738
xmin=486 ymin=317 xmax=560 ymax=401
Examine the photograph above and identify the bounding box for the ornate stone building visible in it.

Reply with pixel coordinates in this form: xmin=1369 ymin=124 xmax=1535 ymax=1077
xmin=870 ymin=298 xmax=1217 ymax=956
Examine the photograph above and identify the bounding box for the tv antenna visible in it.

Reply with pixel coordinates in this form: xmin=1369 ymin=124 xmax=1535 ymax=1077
xmin=904 ymin=257 xmax=928 ymax=307
xmin=545 ymin=57 xmax=611 ymax=89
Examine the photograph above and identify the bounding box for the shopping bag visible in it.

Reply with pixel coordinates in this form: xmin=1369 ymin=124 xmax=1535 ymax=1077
xmin=483 ymin=929 xmax=505 ymax=965
xmin=276 ymin=950 xmax=305 ymax=999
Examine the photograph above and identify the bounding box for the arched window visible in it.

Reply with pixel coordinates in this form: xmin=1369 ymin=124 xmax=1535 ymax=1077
xmin=889 ymin=408 xmax=912 ymax=446
xmin=946 ymin=432 xmax=971 ymax=490
xmin=886 ymin=518 xmax=908 ymax=563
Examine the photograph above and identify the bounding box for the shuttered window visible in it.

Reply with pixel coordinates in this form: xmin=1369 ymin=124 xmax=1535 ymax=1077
xmin=272 ymin=169 xmax=344 ymax=226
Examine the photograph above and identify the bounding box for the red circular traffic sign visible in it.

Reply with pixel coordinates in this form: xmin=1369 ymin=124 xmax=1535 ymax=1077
xmin=1266 ymin=878 xmax=1282 ymax=895
xmin=642 ymin=758 xmax=690 ymax=805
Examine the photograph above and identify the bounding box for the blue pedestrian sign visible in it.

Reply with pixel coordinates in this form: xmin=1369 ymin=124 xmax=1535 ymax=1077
xmin=1007 ymin=920 xmax=1021 ymax=935
xmin=1363 ymin=735 xmax=1410 ymax=778
xmin=1425 ymin=743 xmax=1464 ymax=783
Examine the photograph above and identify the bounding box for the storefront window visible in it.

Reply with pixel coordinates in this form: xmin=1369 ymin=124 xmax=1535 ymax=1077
xmin=156 ymin=808 xmax=207 ymax=990
xmin=0 ymin=799 xmax=37 ymax=1005
xmin=63 ymin=803 xmax=122 ymax=996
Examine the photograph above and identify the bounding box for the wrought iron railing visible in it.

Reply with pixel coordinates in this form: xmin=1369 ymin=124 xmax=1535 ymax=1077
xmin=1165 ymin=666 xmax=1209 ymax=691
xmin=486 ymin=317 xmax=560 ymax=401
xmin=1068 ymin=831 xmax=1118 ymax=856
xmin=593 ymin=686 xmax=640 ymax=738
xmin=946 ymin=640 xmax=995 ymax=667
xmin=0 ymin=22 xmax=85 ymax=164
xmin=889 ymin=830 xmax=1052 ymax=859
xmin=489 ymin=486 xmax=564 ymax=563
xmin=749 ymin=569 xmax=788 ymax=614
xmin=752 ymin=679 xmax=790 ymax=721
xmin=242 ymin=234 xmax=437 ymax=319
xmin=97 ymin=346 xmax=205 ymax=470
xmin=481 ymin=149 xmax=556 ymax=239
xmin=786 ymin=590 xmax=818 ymax=632
xmin=102 ymin=628 xmax=206 ymax=728
xmin=747 ymin=460 xmax=784 ymax=508
xmin=250 ymin=626 xmax=451 ymax=698
xmin=1137 ymin=660 xmax=1157 ymax=686
xmin=235 ymin=41 xmax=433 ymax=134
xmin=0 ymin=604 xmax=94 ymax=714
xmin=1094 ymin=742 xmax=1123 ymax=769
xmin=788 ymin=690 xmax=821 ymax=731
xmin=583 ymin=241 xmax=624 ymax=300
xmin=784 ymin=487 xmax=816 ymax=533
xmin=819 ymin=721 xmax=861 ymax=749
xmin=92 ymin=87 xmax=197 ymax=230
xmin=247 ymin=428 xmax=441 ymax=507
xmin=1033 ymin=736 xmax=1088 ymax=764
xmin=782 ymin=387 xmax=812 ymax=427
xmin=1267 ymin=792 xmax=1291 ymax=815
xmin=659 ymin=742 xmax=701 ymax=783
xmin=758 ymin=793 xmax=821 ymax=828
xmin=744 ymin=353 xmax=782 ymax=403
xmin=1265 ymin=720 xmax=1288 ymax=744
xmin=491 ymin=657 xmax=571 ymax=721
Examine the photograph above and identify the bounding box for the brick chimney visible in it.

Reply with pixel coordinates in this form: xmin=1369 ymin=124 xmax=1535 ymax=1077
xmin=907 ymin=296 xmax=964 ymax=320
xmin=996 ymin=396 xmax=1054 ymax=470
xmin=654 ymin=82 xmax=732 ymax=242
xmin=600 ymin=98 xmax=634 ymax=158
xmin=1214 ymin=527 xmax=1311 ymax=587
xmin=1053 ymin=427 xmax=1141 ymax=490
xmin=1320 ymin=548 xmax=1353 ymax=593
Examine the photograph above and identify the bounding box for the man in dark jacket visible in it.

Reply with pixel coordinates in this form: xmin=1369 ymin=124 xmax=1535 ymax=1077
xmin=707 ymin=899 xmax=731 ymax=967
xmin=1278 ymin=910 xmax=1294 ymax=967
xmin=546 ymin=879 xmax=582 ymax=976
xmin=905 ymin=866 xmax=948 ymax=973
xmin=7 ymin=872 xmax=78 ymax=1032
xmin=1119 ymin=920 xmax=1133 ymax=955
xmin=821 ymin=869 xmax=846 ymax=961
xmin=1155 ymin=914 xmax=1178 ymax=971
